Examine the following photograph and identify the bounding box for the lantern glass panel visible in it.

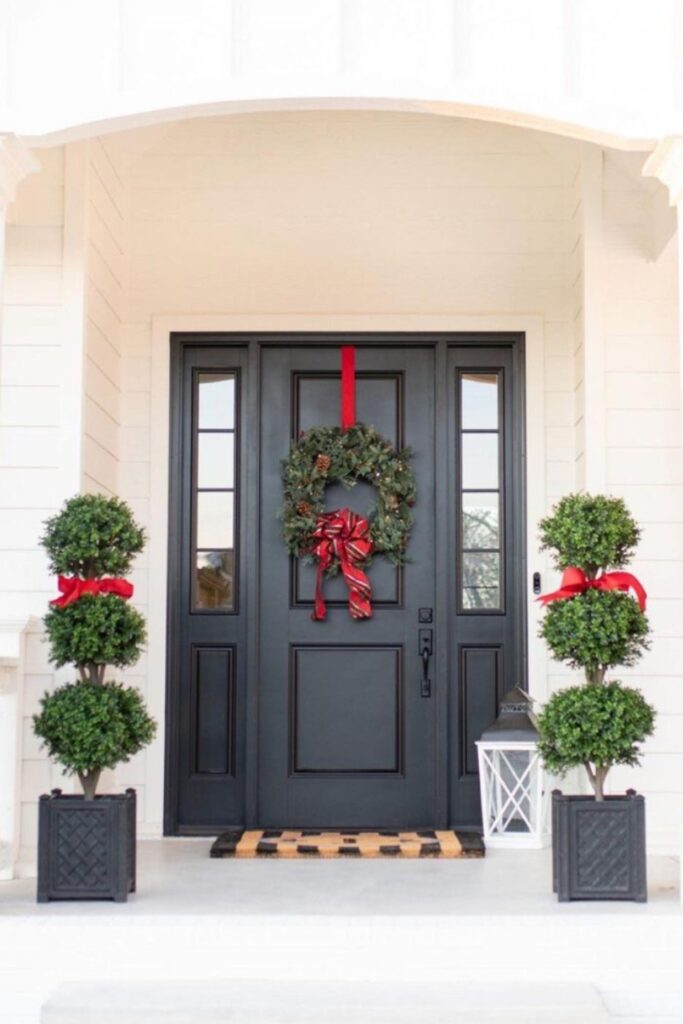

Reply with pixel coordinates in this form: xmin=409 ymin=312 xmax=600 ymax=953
xmin=482 ymin=746 xmax=540 ymax=838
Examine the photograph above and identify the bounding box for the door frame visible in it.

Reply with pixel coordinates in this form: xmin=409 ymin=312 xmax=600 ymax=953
xmin=154 ymin=317 xmax=544 ymax=836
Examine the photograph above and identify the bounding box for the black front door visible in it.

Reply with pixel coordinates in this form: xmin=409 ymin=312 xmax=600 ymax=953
xmin=258 ymin=345 xmax=437 ymax=827
xmin=165 ymin=334 xmax=526 ymax=834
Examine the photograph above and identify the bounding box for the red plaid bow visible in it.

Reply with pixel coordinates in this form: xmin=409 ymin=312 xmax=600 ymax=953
xmin=311 ymin=508 xmax=373 ymax=620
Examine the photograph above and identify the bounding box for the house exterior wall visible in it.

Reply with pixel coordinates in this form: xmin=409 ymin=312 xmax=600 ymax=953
xmin=0 ymin=146 xmax=72 ymax=866
xmin=82 ymin=139 xmax=126 ymax=498
xmin=599 ymin=153 xmax=682 ymax=827
xmin=2 ymin=111 xmax=680 ymax=865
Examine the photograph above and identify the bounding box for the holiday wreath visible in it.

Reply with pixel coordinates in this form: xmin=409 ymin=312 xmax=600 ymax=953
xmin=281 ymin=423 xmax=416 ymax=619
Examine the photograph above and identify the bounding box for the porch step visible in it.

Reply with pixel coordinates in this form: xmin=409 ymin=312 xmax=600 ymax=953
xmin=41 ymin=979 xmax=609 ymax=1023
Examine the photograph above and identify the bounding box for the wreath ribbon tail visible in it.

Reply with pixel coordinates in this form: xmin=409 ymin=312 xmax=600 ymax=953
xmin=312 ymin=557 xmax=330 ymax=621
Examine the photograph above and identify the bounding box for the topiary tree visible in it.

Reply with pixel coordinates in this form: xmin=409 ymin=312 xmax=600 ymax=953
xmin=537 ymin=683 xmax=655 ymax=800
xmin=537 ymin=493 xmax=655 ymax=800
xmin=34 ymin=494 xmax=155 ymax=799
xmin=539 ymin=494 xmax=649 ymax=684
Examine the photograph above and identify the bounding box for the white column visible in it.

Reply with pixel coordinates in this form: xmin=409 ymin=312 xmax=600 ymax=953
xmin=643 ymin=138 xmax=683 ymax=454
xmin=0 ymin=135 xmax=39 ymax=879
xmin=643 ymin=137 xmax=683 ymax=896
xmin=579 ymin=144 xmax=607 ymax=493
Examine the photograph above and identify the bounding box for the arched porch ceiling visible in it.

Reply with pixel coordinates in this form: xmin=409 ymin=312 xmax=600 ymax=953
xmin=20 ymin=96 xmax=663 ymax=153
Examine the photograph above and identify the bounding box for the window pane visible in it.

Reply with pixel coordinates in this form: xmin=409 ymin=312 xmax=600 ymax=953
xmin=198 ymin=433 xmax=235 ymax=489
xmin=463 ymin=492 xmax=499 ymax=549
xmin=462 ymin=373 xmax=498 ymax=430
xmin=195 ymin=551 xmax=234 ymax=611
xmin=462 ymin=551 xmax=500 ymax=609
xmin=197 ymin=491 xmax=234 ymax=549
xmin=198 ymin=374 xmax=235 ymax=429
xmin=462 ymin=433 xmax=499 ymax=490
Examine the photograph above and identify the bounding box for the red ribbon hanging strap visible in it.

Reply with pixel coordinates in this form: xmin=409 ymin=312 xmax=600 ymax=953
xmin=51 ymin=575 xmax=134 ymax=608
xmin=538 ymin=566 xmax=646 ymax=612
xmin=341 ymin=345 xmax=356 ymax=431
xmin=311 ymin=507 xmax=373 ymax=620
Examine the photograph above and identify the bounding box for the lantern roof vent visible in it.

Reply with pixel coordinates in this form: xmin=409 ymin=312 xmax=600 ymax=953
xmin=479 ymin=686 xmax=539 ymax=743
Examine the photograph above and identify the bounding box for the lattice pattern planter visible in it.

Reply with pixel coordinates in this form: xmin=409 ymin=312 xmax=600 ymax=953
xmin=37 ymin=789 xmax=136 ymax=903
xmin=552 ymin=791 xmax=647 ymax=902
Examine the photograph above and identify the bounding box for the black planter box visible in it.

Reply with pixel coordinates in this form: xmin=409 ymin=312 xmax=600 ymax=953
xmin=552 ymin=789 xmax=647 ymax=902
xmin=37 ymin=788 xmax=136 ymax=903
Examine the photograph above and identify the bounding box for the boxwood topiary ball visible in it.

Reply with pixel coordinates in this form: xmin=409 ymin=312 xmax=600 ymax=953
xmin=539 ymin=494 xmax=640 ymax=573
xmin=540 ymin=588 xmax=649 ymax=677
xmin=41 ymin=494 xmax=145 ymax=578
xmin=44 ymin=594 xmax=147 ymax=671
xmin=537 ymin=681 xmax=655 ymax=781
xmin=33 ymin=680 xmax=156 ymax=780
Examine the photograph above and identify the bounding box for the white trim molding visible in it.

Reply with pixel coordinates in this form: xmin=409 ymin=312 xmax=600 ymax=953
xmin=643 ymin=136 xmax=683 ymax=207
xmin=0 ymin=135 xmax=39 ymax=210
xmin=0 ymin=617 xmax=29 ymax=880
xmin=145 ymin=312 xmax=547 ymax=835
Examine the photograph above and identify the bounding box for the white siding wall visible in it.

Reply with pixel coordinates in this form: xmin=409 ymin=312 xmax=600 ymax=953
xmin=0 ymin=147 xmax=72 ymax=865
xmin=597 ymin=152 xmax=682 ymax=838
xmin=1 ymin=139 xmax=129 ymax=867
xmin=82 ymin=140 xmax=125 ymax=497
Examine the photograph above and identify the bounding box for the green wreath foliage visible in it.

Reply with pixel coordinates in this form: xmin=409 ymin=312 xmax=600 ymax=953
xmin=281 ymin=424 xmax=416 ymax=573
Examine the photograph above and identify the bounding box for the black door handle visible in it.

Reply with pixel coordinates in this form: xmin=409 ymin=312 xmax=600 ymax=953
xmin=419 ymin=628 xmax=433 ymax=698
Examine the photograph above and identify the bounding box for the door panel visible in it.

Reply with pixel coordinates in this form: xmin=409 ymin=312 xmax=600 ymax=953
xmin=258 ymin=345 xmax=436 ymax=828
xmin=448 ymin=342 xmax=526 ymax=826
xmin=166 ymin=343 xmax=248 ymax=832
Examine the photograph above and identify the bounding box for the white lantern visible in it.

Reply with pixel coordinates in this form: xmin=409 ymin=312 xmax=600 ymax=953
xmin=476 ymin=687 xmax=549 ymax=849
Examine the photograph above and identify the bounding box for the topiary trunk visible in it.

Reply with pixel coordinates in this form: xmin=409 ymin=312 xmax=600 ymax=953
xmin=584 ymin=763 xmax=610 ymax=801
xmin=78 ymin=770 xmax=101 ymax=800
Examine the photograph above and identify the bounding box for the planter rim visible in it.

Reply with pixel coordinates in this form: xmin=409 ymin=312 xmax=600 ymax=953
xmin=39 ymin=789 xmax=136 ymax=803
xmin=552 ymin=790 xmax=643 ymax=803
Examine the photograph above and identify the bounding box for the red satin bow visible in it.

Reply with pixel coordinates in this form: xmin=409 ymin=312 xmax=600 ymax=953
xmin=311 ymin=508 xmax=373 ymax=620
xmin=51 ymin=575 xmax=134 ymax=608
xmin=538 ymin=566 xmax=646 ymax=611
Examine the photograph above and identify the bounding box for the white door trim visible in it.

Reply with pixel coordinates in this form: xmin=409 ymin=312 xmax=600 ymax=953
xmin=145 ymin=313 xmax=546 ymax=836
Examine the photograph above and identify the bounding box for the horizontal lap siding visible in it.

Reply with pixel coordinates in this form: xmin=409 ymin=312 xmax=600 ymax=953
xmin=1 ymin=147 xmax=68 ymax=864
xmin=83 ymin=139 xmax=124 ymax=498
xmin=3 ymin=139 xmax=129 ymax=867
xmin=595 ymin=153 xmax=681 ymax=836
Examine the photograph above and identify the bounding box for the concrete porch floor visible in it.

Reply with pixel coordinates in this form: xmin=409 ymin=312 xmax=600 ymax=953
xmin=2 ymin=838 xmax=681 ymax=917
xmin=1 ymin=841 xmax=682 ymax=1022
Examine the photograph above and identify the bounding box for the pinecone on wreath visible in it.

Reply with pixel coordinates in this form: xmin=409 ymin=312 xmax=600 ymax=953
xmin=297 ymin=500 xmax=313 ymax=516
xmin=315 ymin=453 xmax=331 ymax=474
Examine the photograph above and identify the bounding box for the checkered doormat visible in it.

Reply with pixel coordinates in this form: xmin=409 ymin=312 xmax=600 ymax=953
xmin=210 ymin=829 xmax=484 ymax=858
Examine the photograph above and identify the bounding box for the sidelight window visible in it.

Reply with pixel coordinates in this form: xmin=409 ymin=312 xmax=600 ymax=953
xmin=458 ymin=371 xmax=503 ymax=612
xmin=192 ymin=372 xmax=238 ymax=611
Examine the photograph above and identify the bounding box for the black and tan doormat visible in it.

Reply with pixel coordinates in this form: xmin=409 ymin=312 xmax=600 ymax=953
xmin=210 ymin=829 xmax=484 ymax=859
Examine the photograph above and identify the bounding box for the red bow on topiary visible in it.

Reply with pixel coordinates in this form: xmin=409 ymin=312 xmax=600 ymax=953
xmin=537 ymin=566 xmax=646 ymax=611
xmin=51 ymin=576 xmax=134 ymax=608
